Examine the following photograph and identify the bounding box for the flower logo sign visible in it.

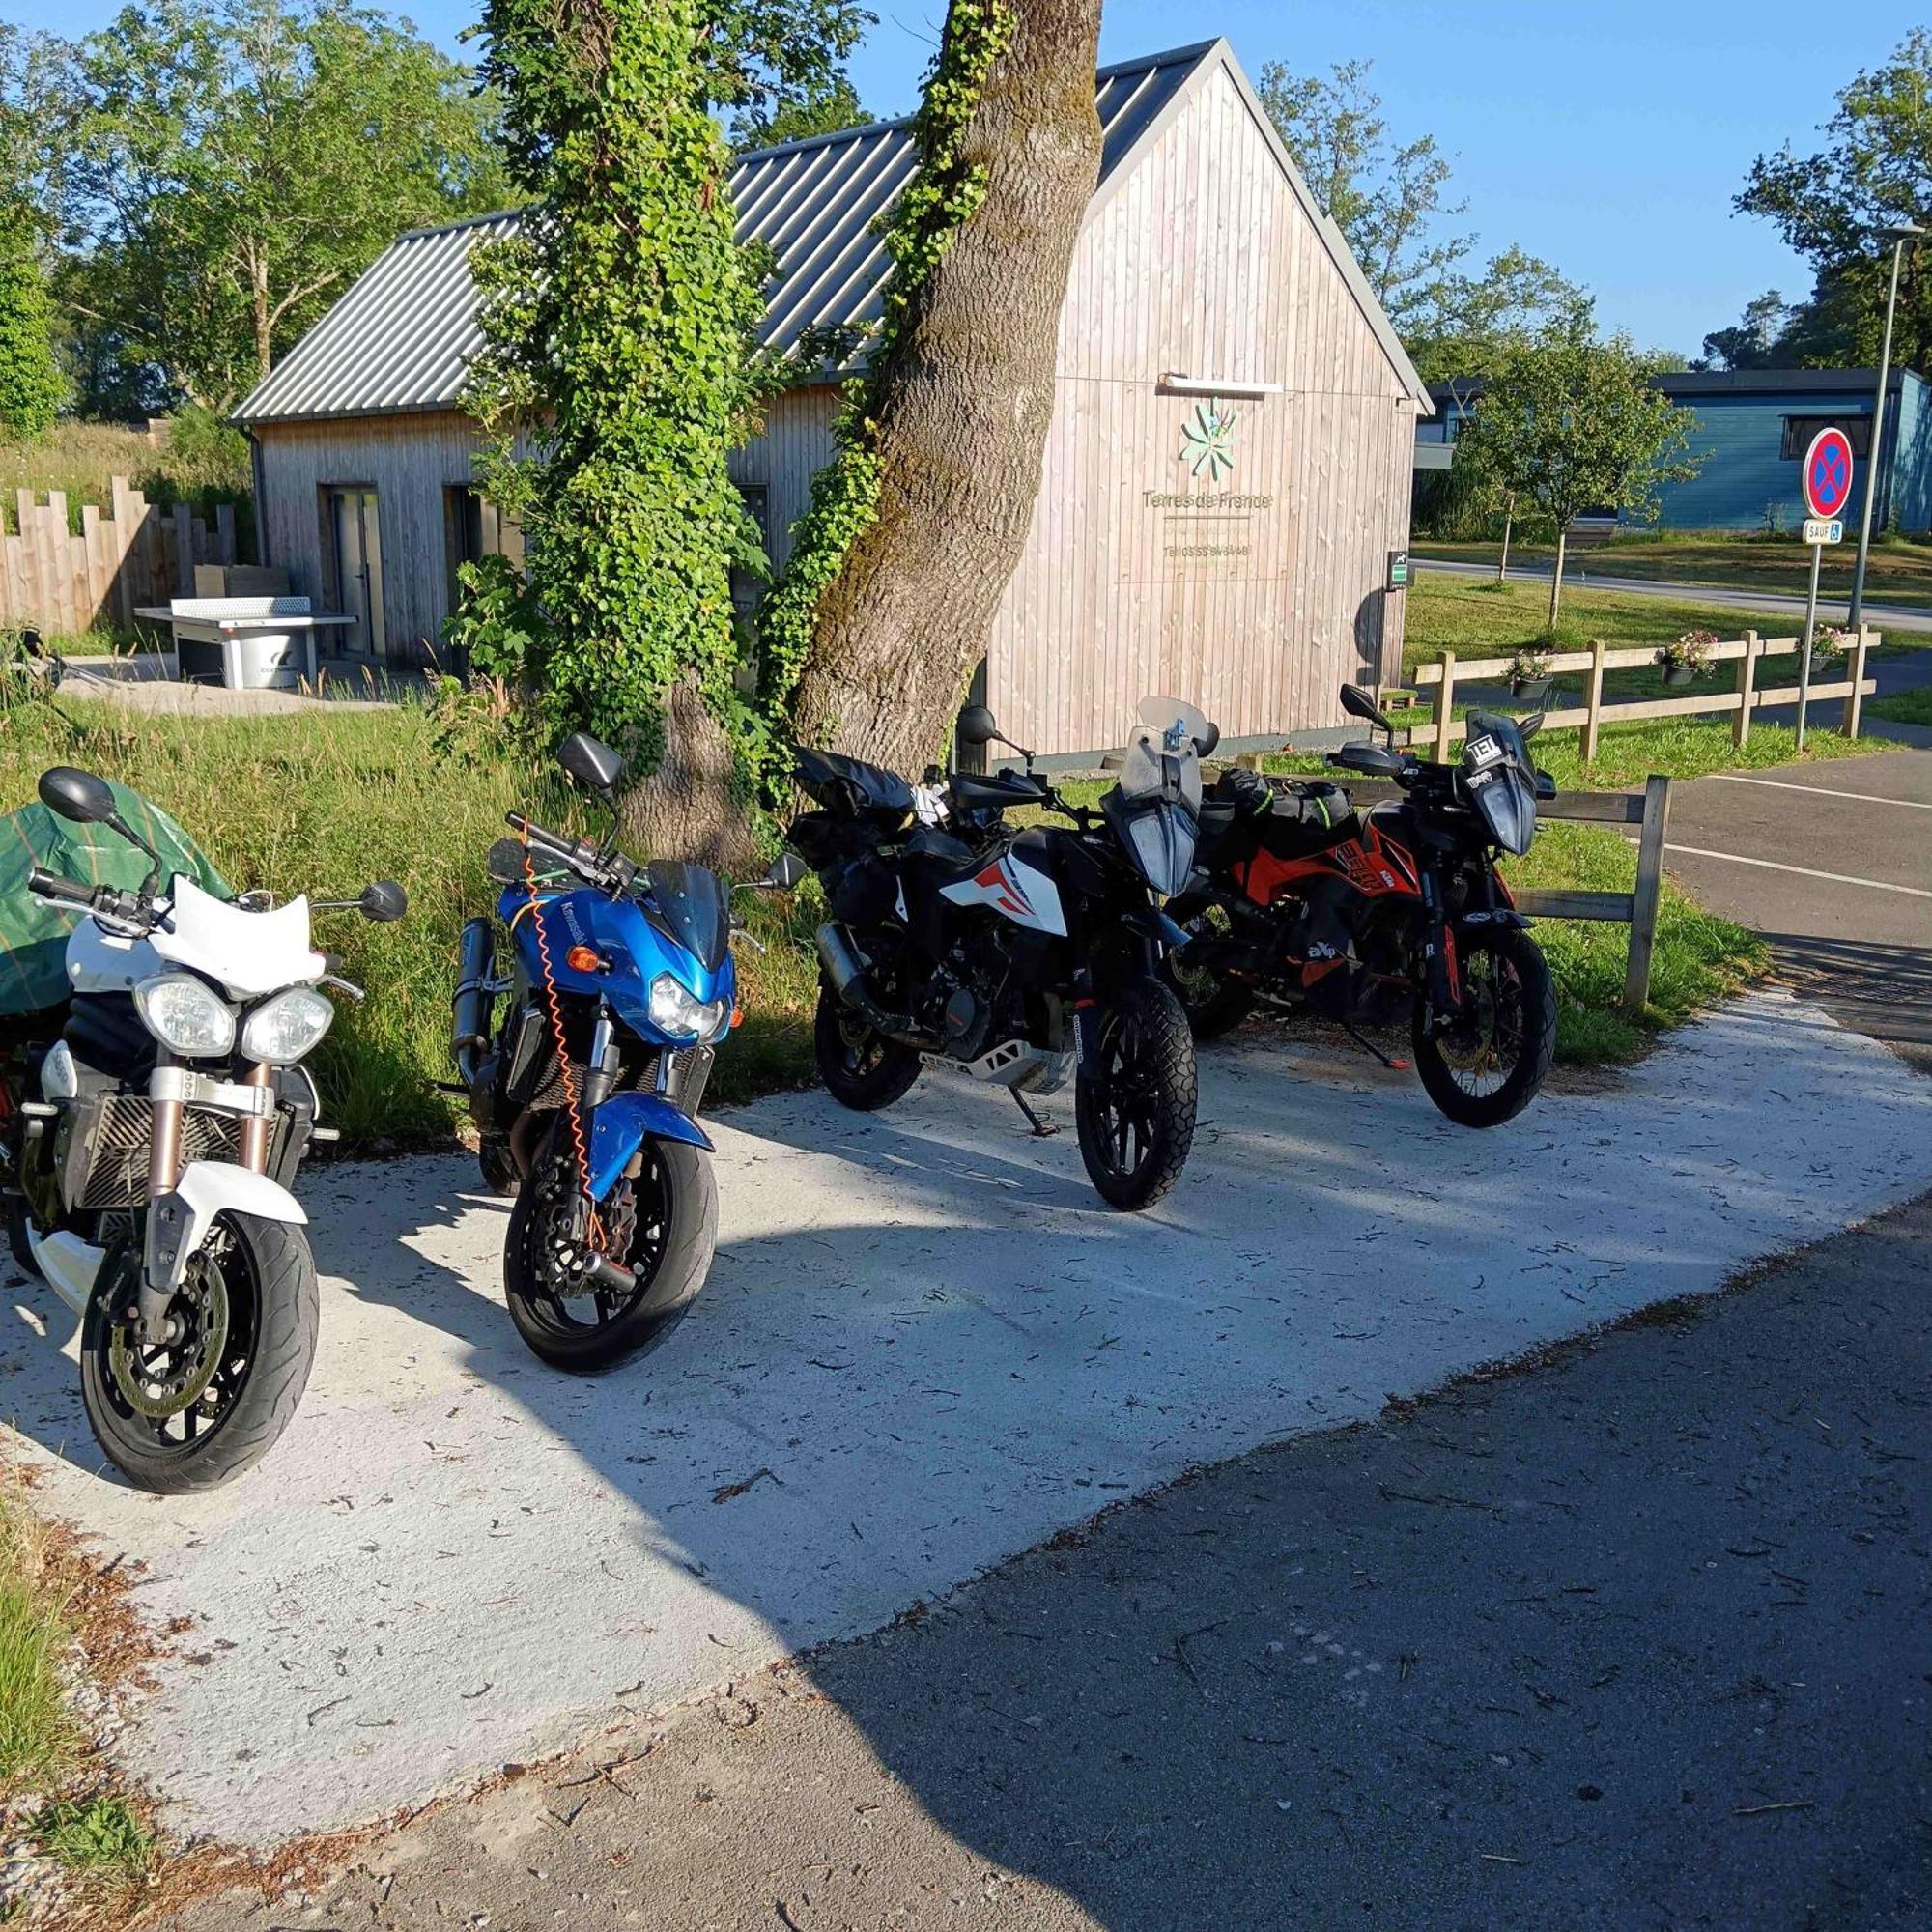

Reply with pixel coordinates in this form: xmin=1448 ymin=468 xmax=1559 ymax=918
xmin=1179 ymin=399 xmax=1236 ymax=481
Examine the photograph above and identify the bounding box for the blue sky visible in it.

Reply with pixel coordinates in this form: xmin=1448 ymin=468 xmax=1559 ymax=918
xmin=5 ymin=0 xmax=1916 ymax=355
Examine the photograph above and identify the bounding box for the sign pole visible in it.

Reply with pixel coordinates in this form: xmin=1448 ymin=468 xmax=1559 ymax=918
xmin=1797 ymin=538 xmax=1823 ymax=753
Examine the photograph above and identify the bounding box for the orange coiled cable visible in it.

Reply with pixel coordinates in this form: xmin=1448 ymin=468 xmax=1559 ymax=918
xmin=518 ymin=829 xmax=606 ymax=1253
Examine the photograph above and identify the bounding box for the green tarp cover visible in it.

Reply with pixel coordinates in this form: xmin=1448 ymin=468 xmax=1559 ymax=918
xmin=0 ymin=782 xmax=228 ymax=1017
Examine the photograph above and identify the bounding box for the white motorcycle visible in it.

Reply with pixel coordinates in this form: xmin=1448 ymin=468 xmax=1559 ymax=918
xmin=2 ymin=768 xmax=405 ymax=1492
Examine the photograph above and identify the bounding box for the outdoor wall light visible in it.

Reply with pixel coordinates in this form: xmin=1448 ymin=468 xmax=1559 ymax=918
xmin=1159 ymin=373 xmax=1282 ymax=399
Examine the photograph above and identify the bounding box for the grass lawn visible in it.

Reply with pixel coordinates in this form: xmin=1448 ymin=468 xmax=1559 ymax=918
xmin=0 ymin=1474 xmax=154 ymax=1910
xmin=1401 ymin=572 xmax=1900 ymax=679
xmin=1411 ymin=530 xmax=1932 ymax=609
xmin=1869 ymin=687 xmax=1932 ymax=727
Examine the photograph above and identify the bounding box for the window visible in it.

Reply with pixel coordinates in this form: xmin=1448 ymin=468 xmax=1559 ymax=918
xmin=1780 ymin=413 xmax=1872 ymax=461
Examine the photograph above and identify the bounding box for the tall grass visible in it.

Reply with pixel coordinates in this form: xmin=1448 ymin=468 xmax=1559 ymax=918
xmin=0 ymin=696 xmax=818 ymax=1146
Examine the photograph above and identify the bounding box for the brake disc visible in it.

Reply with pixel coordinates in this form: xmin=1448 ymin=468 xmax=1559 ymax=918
xmin=108 ymin=1261 xmax=230 ymax=1420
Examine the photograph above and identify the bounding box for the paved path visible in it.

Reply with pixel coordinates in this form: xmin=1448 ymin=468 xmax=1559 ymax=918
xmin=1665 ymin=751 xmax=1932 ymax=1069
xmin=4 ymin=994 xmax=1929 ymax=1849
xmin=1414 ymin=556 xmax=1932 ymax=636
xmin=173 ymin=1192 xmax=1932 ymax=1932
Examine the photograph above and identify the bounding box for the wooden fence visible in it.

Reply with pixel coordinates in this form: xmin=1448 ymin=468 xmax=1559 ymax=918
xmin=1410 ymin=626 xmax=1880 ymax=760
xmin=0 ymin=477 xmax=240 ymax=638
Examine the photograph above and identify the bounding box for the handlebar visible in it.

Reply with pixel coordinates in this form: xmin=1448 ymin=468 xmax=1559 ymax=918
xmin=27 ymin=867 xmax=151 ymax=924
xmin=503 ymin=813 xmax=637 ymax=894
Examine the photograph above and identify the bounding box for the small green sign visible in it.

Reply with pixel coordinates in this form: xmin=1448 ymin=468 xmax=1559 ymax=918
xmin=1387 ymin=549 xmax=1410 ymax=590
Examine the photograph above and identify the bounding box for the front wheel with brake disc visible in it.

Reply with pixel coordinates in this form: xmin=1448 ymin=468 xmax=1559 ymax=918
xmin=79 ymin=1212 xmax=319 ymax=1493
xmin=1411 ymin=924 xmax=1557 ymax=1128
xmin=503 ymin=1121 xmax=717 ymax=1373
xmin=1074 ymin=981 xmax=1199 ymax=1211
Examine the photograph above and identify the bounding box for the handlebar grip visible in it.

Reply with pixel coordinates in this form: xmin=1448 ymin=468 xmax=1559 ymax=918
xmin=27 ymin=867 xmax=97 ymax=908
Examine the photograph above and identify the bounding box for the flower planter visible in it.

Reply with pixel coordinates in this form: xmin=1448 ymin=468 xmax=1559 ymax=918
xmin=1662 ymin=662 xmax=1696 ymax=689
xmin=1510 ymin=675 xmax=1553 ymax=705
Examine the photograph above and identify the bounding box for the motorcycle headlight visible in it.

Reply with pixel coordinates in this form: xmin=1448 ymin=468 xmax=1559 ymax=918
xmin=241 ymin=987 xmax=336 ymax=1065
xmin=1124 ymin=809 xmax=1197 ymax=899
xmin=134 ymin=974 xmax=236 ymax=1058
xmin=648 ymin=972 xmax=728 ymax=1043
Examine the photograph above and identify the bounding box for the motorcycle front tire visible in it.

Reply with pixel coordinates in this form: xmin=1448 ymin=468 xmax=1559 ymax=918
xmin=79 ymin=1213 xmax=320 ymax=1494
xmin=812 ymin=980 xmax=922 ymax=1112
xmin=504 ymin=1126 xmax=717 ymax=1373
xmin=1074 ymin=980 xmax=1199 ymax=1211
xmin=1411 ymin=924 xmax=1558 ymax=1129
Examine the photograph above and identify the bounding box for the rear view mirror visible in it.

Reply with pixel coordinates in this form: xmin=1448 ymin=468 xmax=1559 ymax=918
xmin=1194 ymin=721 xmax=1221 ymax=757
xmin=767 ymin=852 xmax=810 ymax=890
xmin=956 ymin=703 xmax=1000 ymax=749
xmin=359 ymin=879 xmax=409 ymax=923
xmin=38 ymin=767 xmax=118 ymax=825
xmin=1519 ymin=711 xmax=1545 ymax=739
xmin=1534 ymin=770 xmax=1557 ymax=801
xmin=1338 ymin=684 xmax=1394 ymax=734
xmin=558 ymin=731 xmax=623 ymax=797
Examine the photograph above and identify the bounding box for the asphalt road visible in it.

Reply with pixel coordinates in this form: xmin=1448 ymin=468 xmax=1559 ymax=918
xmin=1665 ymin=751 xmax=1932 ymax=1069
xmin=175 ymin=1193 xmax=1932 ymax=1932
xmin=1414 ymin=556 xmax=1932 ymax=636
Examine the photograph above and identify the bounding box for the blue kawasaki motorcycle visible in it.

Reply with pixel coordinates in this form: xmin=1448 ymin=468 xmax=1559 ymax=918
xmin=452 ymin=733 xmax=783 ymax=1370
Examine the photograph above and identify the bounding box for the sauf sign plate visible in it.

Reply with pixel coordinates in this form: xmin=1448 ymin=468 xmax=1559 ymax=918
xmin=1802 ymin=518 xmax=1844 ymax=546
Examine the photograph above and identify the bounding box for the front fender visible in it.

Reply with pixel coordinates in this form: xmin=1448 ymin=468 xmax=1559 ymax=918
xmin=146 ymin=1160 xmax=307 ymax=1292
xmin=586 ymin=1092 xmax=713 ymax=1201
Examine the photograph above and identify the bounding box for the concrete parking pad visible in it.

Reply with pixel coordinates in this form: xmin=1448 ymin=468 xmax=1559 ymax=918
xmin=3 ymin=990 xmax=1929 ymax=1846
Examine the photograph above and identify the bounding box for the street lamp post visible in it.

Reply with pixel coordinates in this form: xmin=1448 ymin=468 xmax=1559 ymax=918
xmin=1848 ymin=220 xmax=1923 ymax=628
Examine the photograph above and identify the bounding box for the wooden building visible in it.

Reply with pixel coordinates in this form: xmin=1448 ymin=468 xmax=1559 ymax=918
xmin=236 ymin=38 xmax=1429 ymax=757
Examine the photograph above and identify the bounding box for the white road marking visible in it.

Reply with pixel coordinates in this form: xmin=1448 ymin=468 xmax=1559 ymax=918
xmin=1662 ymin=842 xmax=1932 ymax=899
xmin=1710 ymin=774 xmax=1932 ymax=810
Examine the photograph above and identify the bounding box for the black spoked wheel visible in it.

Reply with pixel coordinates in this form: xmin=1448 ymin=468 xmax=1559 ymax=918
xmin=813 ymin=979 xmax=921 ymax=1112
xmin=504 ymin=1120 xmax=717 ymax=1373
xmin=1074 ymin=981 xmax=1199 ymax=1210
xmin=79 ymin=1212 xmax=319 ymax=1493
xmin=1411 ymin=924 xmax=1557 ymax=1128
xmin=1166 ymin=898 xmax=1259 ymax=1041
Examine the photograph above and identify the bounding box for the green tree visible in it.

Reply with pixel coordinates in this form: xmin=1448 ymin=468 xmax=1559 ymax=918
xmin=0 ymin=208 xmax=65 ymax=437
xmin=57 ymin=0 xmax=507 ymax=409
xmin=1257 ymin=57 xmax=1472 ymax=335
xmin=734 ymin=74 xmax=871 ymax=151
xmin=464 ymin=0 xmax=766 ymax=863
xmin=1698 ymin=290 xmax=1796 ymax=371
xmin=1737 ymin=28 xmax=1932 ymax=372
xmin=1454 ymin=324 xmax=1703 ymax=626
xmin=1406 ymin=245 xmax=1593 ymax=385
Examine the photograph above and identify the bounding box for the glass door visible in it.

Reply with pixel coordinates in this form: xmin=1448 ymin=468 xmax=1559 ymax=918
xmin=327 ymin=488 xmax=387 ymax=662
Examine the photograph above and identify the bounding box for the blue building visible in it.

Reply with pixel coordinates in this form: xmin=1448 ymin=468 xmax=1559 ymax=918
xmin=1416 ymin=367 xmax=1932 ymax=535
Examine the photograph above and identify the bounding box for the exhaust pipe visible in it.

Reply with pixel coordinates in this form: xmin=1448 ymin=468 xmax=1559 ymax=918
xmin=814 ymin=923 xmax=922 ymax=1044
xmin=452 ymin=917 xmax=497 ymax=1091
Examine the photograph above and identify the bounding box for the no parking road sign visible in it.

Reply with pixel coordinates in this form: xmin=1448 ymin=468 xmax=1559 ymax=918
xmin=1796 ymin=426 xmax=1856 ymax=753
xmin=1803 ymin=426 xmax=1855 ymax=521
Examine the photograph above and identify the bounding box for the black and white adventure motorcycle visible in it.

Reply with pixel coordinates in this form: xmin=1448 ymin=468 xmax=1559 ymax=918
xmin=1 ymin=768 xmax=405 ymax=1492
xmin=785 ymin=696 xmax=1214 ymax=1210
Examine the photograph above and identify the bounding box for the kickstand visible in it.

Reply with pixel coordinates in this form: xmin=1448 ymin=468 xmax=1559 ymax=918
xmin=1339 ymin=1018 xmax=1410 ymax=1071
xmin=1010 ymin=1088 xmax=1060 ymax=1138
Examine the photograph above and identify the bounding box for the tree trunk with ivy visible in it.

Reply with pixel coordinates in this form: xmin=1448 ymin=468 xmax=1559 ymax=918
xmin=766 ymin=0 xmax=1103 ymax=775
xmin=463 ymin=0 xmax=765 ymax=869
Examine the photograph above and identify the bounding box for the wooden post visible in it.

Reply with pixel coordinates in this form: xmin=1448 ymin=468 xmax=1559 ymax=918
xmin=1434 ymin=651 xmax=1457 ymax=762
xmin=1847 ymin=625 xmax=1874 ymax=739
xmin=1624 ymin=774 xmax=1671 ymax=1016
xmin=1582 ymin=638 xmax=1606 ymax=763
xmin=1733 ymin=629 xmax=1759 ymax=749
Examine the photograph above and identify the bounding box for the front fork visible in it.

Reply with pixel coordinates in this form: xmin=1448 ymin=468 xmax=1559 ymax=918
xmin=1417 ymin=871 xmax=1461 ymax=1028
xmin=134 ymin=1056 xmax=275 ymax=1344
xmin=565 ymin=1006 xmax=620 ymax=1246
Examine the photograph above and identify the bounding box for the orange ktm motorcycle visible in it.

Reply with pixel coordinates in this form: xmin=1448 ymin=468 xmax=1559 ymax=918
xmin=1168 ymin=684 xmax=1559 ymax=1128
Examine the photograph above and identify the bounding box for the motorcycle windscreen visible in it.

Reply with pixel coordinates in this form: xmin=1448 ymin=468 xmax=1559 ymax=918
xmin=645 ymin=861 xmax=730 ymax=974
xmin=1461 ymin=713 xmax=1539 ymax=856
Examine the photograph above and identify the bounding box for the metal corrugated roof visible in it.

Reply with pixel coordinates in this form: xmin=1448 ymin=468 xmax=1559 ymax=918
xmin=237 ymin=43 xmax=1215 ymax=425
xmin=237 ymin=40 xmax=1428 ymax=424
